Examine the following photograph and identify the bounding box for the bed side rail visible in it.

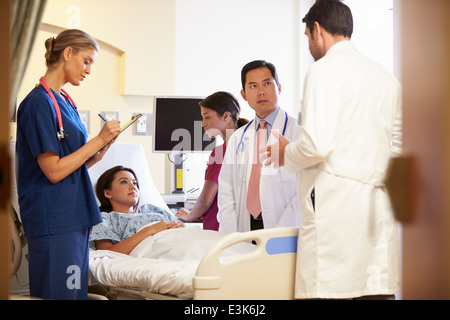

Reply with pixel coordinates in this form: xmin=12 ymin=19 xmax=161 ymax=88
xmin=193 ymin=227 xmax=299 ymax=300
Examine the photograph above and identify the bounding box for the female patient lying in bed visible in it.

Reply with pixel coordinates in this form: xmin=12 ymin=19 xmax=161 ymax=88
xmin=89 ymin=165 xmax=184 ymax=254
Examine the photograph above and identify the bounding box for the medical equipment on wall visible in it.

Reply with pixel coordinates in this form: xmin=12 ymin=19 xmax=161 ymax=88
xmin=39 ymin=77 xmax=79 ymax=141
xmin=236 ymin=111 xmax=288 ymax=154
xmin=153 ymin=96 xmax=215 ymax=194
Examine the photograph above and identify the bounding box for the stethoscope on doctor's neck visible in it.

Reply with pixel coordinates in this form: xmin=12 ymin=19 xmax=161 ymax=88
xmin=39 ymin=76 xmax=78 ymax=141
xmin=236 ymin=110 xmax=288 ymax=154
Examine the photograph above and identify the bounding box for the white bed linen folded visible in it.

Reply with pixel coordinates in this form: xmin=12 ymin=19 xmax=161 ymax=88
xmin=89 ymin=250 xmax=199 ymax=298
xmin=130 ymin=227 xmax=253 ymax=260
xmin=89 ymin=228 xmax=254 ymax=298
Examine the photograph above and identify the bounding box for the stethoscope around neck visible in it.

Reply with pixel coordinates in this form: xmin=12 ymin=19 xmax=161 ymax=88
xmin=39 ymin=77 xmax=78 ymax=141
xmin=236 ymin=110 xmax=288 ymax=154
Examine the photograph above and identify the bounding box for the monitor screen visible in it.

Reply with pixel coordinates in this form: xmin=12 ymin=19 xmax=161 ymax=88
xmin=153 ymin=96 xmax=216 ymax=153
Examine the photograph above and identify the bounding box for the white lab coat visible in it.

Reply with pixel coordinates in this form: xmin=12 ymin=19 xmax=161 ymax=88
xmin=218 ymin=108 xmax=302 ymax=233
xmin=285 ymin=41 xmax=402 ymax=299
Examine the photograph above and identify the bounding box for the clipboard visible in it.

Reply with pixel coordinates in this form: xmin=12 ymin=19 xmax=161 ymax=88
xmin=90 ymin=113 xmax=142 ymax=157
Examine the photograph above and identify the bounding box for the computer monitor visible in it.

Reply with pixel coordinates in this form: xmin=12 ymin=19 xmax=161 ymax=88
xmin=152 ymin=96 xmax=215 ymax=153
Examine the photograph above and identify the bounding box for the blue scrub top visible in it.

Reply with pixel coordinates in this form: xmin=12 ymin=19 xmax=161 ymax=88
xmin=16 ymin=85 xmax=102 ymax=240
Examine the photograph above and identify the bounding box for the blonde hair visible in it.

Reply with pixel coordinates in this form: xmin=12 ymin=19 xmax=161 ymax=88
xmin=44 ymin=29 xmax=99 ymax=67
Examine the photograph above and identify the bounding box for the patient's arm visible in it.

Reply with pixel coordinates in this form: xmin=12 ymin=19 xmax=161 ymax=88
xmin=95 ymin=220 xmax=171 ymax=255
xmin=37 ymin=121 xmax=120 ymax=184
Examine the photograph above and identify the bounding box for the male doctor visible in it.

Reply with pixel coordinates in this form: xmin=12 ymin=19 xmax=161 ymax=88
xmin=264 ymin=0 xmax=402 ymax=299
xmin=217 ymin=60 xmax=302 ymax=233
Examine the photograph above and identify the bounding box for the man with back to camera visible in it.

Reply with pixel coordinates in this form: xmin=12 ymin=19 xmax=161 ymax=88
xmin=264 ymin=0 xmax=402 ymax=299
xmin=217 ymin=60 xmax=302 ymax=233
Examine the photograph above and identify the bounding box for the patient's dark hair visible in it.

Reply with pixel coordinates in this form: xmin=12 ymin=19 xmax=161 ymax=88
xmin=199 ymin=91 xmax=249 ymax=128
xmin=302 ymin=0 xmax=353 ymax=39
xmin=96 ymin=165 xmax=140 ymax=213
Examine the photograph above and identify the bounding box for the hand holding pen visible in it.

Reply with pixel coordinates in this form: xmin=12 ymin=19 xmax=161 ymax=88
xmin=86 ymin=115 xmax=120 ymax=166
xmin=97 ymin=114 xmax=120 ymax=145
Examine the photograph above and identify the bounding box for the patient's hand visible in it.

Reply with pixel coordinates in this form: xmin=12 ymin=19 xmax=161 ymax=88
xmin=143 ymin=220 xmax=183 ymax=236
xmin=167 ymin=220 xmax=185 ymax=229
xmin=142 ymin=220 xmax=169 ymax=235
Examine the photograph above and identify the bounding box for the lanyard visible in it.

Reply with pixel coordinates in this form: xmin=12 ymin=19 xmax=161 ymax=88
xmin=39 ymin=77 xmax=78 ymax=141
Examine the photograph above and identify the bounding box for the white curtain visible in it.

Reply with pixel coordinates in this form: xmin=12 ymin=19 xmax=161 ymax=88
xmin=10 ymin=0 xmax=47 ymax=120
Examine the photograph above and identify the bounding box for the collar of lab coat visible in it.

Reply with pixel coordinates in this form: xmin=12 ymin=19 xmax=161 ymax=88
xmin=255 ymin=107 xmax=289 ymax=145
xmin=269 ymin=107 xmax=289 ymax=144
xmin=255 ymin=106 xmax=280 ymax=130
xmin=244 ymin=107 xmax=288 ymax=176
xmin=244 ymin=107 xmax=288 ymax=148
xmin=326 ymin=40 xmax=356 ymax=56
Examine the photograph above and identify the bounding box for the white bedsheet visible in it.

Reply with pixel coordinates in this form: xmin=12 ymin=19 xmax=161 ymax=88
xmin=89 ymin=228 xmax=255 ymax=299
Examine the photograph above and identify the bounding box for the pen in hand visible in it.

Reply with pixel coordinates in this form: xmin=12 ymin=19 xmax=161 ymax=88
xmin=98 ymin=113 xmax=108 ymax=122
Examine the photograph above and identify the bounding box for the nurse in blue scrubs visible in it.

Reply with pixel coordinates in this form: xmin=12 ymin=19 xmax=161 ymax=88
xmin=16 ymin=29 xmax=121 ymax=300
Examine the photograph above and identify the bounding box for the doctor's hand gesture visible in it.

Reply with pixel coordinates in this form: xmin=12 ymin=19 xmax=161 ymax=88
xmin=262 ymin=130 xmax=290 ymax=168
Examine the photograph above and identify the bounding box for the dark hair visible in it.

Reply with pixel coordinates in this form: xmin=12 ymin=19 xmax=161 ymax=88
xmin=95 ymin=166 xmax=140 ymax=213
xmin=200 ymin=91 xmax=249 ymax=128
xmin=44 ymin=29 xmax=99 ymax=67
xmin=241 ymin=60 xmax=279 ymax=91
xmin=302 ymin=0 xmax=353 ymax=39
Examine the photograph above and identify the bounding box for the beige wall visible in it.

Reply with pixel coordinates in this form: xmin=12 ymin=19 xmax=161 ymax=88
xmin=40 ymin=0 xmax=176 ymax=96
xmin=10 ymin=0 xmax=176 ymax=193
xmin=10 ymin=0 xmax=305 ymax=194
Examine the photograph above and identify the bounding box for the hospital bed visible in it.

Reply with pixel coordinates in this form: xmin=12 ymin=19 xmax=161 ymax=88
xmin=87 ymin=142 xmax=299 ymax=300
xmin=10 ymin=141 xmax=299 ymax=300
